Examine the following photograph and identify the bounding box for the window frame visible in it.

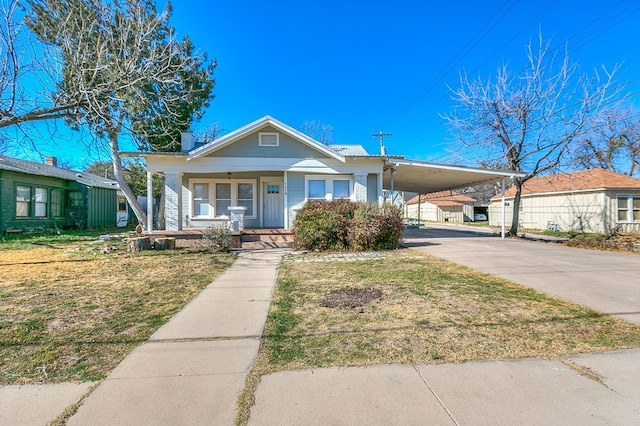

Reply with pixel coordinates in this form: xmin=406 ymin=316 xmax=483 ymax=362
xmin=617 ymin=195 xmax=640 ymax=223
xmin=190 ymin=179 xmax=257 ymax=219
xmin=34 ymin=187 xmax=48 ymax=217
xmin=258 ymin=132 xmax=279 ymax=147
xmin=16 ymin=185 xmax=31 ymax=218
xmin=51 ymin=189 xmax=65 ymax=218
xmin=304 ymin=175 xmax=354 ymax=201
xmin=15 ymin=184 xmax=65 ymax=219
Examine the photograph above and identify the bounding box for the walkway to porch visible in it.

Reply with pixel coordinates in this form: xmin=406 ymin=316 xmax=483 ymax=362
xmin=149 ymin=228 xmax=294 ymax=250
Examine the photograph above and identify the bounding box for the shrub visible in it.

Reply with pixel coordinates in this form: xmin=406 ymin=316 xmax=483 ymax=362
xmin=293 ymin=200 xmax=356 ymax=250
xmin=348 ymin=203 xmax=404 ymax=250
xmin=293 ymin=200 xmax=403 ymax=251
xmin=199 ymin=224 xmax=232 ymax=253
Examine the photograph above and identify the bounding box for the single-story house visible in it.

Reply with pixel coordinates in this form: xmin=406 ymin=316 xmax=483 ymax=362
xmin=133 ymin=116 xmax=526 ymax=232
xmin=406 ymin=190 xmax=476 ymax=222
xmin=0 ymin=155 xmax=127 ymax=234
xmin=488 ymin=169 xmax=640 ymax=234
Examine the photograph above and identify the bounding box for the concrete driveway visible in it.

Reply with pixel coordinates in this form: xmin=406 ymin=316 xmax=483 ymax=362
xmin=402 ymin=224 xmax=640 ymax=325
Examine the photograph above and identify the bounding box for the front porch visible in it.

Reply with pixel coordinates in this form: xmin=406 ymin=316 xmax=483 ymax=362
xmin=149 ymin=228 xmax=295 ymax=250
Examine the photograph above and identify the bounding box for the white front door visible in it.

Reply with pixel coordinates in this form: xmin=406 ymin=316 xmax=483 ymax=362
xmin=263 ymin=182 xmax=284 ymax=227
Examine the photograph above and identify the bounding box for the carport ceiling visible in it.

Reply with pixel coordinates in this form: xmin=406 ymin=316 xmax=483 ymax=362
xmin=383 ymin=159 xmax=525 ymax=194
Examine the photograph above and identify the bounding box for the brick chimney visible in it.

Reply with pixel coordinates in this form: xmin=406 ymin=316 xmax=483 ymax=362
xmin=45 ymin=156 xmax=58 ymax=167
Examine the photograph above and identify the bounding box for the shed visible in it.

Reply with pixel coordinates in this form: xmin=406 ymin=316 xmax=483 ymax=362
xmin=407 ymin=190 xmax=476 ymax=223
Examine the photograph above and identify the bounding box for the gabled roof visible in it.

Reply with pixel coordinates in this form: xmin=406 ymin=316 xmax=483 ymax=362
xmin=0 ymin=155 xmax=120 ymax=190
xmin=493 ymin=169 xmax=640 ymax=198
xmin=407 ymin=190 xmax=476 ymax=205
xmin=187 ymin=115 xmax=347 ymax=162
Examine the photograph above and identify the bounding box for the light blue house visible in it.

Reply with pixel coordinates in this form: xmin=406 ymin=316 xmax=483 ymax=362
xmin=138 ymin=116 xmax=524 ymax=232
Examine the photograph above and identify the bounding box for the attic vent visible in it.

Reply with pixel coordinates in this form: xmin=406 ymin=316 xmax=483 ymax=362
xmin=259 ymin=132 xmax=279 ymax=147
xmin=76 ymin=173 xmax=83 ymax=177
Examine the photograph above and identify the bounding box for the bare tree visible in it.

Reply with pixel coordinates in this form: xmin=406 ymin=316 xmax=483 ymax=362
xmin=571 ymin=104 xmax=640 ymax=176
xmin=24 ymin=0 xmax=215 ymax=229
xmin=0 ymin=0 xmax=77 ymax=135
xmin=444 ymin=34 xmax=620 ymax=235
xmin=300 ymin=119 xmax=334 ymax=145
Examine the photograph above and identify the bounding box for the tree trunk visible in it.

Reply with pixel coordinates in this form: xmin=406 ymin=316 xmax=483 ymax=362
xmin=154 ymin=237 xmax=175 ymax=250
xmin=127 ymin=236 xmax=151 ymax=252
xmin=108 ymin=131 xmax=148 ymax=230
xmin=509 ymin=180 xmax=523 ymax=236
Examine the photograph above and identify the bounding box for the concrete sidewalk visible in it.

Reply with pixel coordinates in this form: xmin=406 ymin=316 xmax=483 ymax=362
xmin=64 ymin=248 xmax=289 ymax=426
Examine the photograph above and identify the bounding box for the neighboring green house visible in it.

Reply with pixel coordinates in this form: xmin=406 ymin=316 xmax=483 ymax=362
xmin=0 ymin=155 xmax=127 ymax=234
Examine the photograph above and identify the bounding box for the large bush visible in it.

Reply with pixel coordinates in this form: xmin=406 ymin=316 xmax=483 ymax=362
xmin=293 ymin=200 xmax=403 ymax=251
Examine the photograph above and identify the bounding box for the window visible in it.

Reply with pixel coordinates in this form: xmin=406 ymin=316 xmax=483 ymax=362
xmin=16 ymin=186 xmax=30 ymax=217
xmin=190 ymin=180 xmax=256 ymax=219
xmin=215 ymin=183 xmax=232 ymax=216
xmin=333 ymin=180 xmax=350 ymax=199
xmin=51 ymin=189 xmax=64 ymax=217
xmin=32 ymin=187 xmax=47 ymax=217
xmin=306 ymin=176 xmax=353 ymax=201
xmin=308 ymin=180 xmax=326 ymax=199
xmin=68 ymin=191 xmax=83 ymax=208
xmin=117 ymin=195 xmax=127 ymax=213
xmin=617 ymin=196 xmax=640 ymax=222
xmin=16 ymin=185 xmax=64 ymax=218
xmin=259 ymin=132 xmax=279 ymax=147
xmin=193 ymin=183 xmax=210 ymax=217
xmin=237 ymin=183 xmax=254 ymax=216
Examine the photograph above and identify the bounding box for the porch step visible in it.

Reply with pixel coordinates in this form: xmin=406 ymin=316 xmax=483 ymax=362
xmin=241 ymin=229 xmax=294 ymax=249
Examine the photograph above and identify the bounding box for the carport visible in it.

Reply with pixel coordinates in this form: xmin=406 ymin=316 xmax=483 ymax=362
xmin=382 ymin=158 xmax=527 ymax=238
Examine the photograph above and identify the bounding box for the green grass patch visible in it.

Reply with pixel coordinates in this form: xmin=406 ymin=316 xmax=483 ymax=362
xmin=260 ymin=250 xmax=640 ymax=371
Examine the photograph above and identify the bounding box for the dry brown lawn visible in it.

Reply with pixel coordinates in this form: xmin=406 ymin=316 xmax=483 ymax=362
xmin=0 ymin=234 xmax=234 ymax=385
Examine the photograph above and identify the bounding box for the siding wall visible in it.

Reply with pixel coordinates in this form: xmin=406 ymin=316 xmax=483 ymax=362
xmin=488 ymin=190 xmax=640 ymax=233
xmin=286 ymin=172 xmax=306 ymax=229
xmin=87 ymin=187 xmax=117 ymax=228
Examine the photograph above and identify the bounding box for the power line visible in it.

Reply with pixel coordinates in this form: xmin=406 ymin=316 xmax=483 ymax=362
xmin=380 ymin=0 xmax=518 ymax=130
xmin=385 ymin=0 xmax=640 ymax=156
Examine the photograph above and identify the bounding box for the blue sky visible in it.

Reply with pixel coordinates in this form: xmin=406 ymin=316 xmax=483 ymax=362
xmin=10 ymin=1 xmax=640 ymax=169
xmin=166 ymin=0 xmax=640 ymax=165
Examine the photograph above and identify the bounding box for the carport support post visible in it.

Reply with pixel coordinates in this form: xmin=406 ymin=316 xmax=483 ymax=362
xmin=501 ymin=179 xmax=506 ymax=239
xmin=147 ymin=170 xmax=153 ymax=233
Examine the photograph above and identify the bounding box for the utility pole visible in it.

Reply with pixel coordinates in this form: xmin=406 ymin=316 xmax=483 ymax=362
xmin=372 ymin=129 xmax=392 ymax=156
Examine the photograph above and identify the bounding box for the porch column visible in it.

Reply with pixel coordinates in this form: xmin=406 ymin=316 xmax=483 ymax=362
xmin=377 ymin=173 xmax=384 ymax=206
xmin=146 ymin=170 xmax=153 ymax=233
xmin=165 ymin=172 xmax=183 ymax=231
xmin=501 ymin=179 xmax=506 ymax=239
xmin=354 ymin=174 xmax=368 ymax=202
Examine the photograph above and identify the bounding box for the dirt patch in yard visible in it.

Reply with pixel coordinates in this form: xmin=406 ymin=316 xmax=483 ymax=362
xmin=320 ymin=287 xmax=383 ymax=308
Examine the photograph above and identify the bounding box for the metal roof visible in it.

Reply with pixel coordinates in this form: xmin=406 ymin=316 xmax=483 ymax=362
xmin=329 ymin=144 xmax=370 ymax=156
xmin=0 ymin=155 xmax=120 ymax=190
xmin=383 ymin=158 xmax=526 ymax=194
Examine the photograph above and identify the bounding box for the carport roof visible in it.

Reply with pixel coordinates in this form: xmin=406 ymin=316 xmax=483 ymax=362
xmin=383 ymin=158 xmax=526 ymax=194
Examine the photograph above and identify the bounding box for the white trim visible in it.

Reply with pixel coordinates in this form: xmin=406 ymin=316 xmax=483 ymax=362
xmin=189 ymin=178 xmax=258 ymax=220
xmin=304 ymin=174 xmax=354 ymax=202
xmin=616 ymin=194 xmax=640 ymax=223
xmin=258 ymin=132 xmax=279 ymax=147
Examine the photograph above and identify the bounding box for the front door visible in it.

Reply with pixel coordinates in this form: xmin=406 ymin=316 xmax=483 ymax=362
xmin=263 ymin=182 xmax=284 ymax=227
